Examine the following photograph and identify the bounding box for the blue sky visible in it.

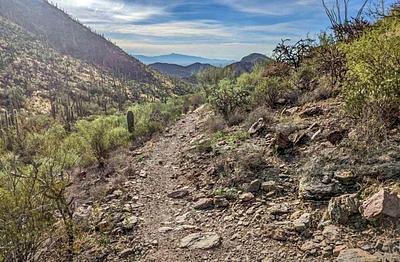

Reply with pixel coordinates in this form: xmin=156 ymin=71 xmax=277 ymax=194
xmin=52 ymin=0 xmax=393 ymax=60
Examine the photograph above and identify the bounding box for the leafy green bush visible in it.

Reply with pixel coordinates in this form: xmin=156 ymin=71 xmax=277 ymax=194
xmin=340 ymin=16 xmax=400 ymax=119
xmin=251 ymin=77 xmax=291 ymax=108
xmin=209 ymin=79 xmax=250 ymax=121
xmin=76 ymin=115 xmax=129 ymax=165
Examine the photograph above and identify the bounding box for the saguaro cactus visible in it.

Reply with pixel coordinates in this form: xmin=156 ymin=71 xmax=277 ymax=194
xmin=127 ymin=110 xmax=135 ymax=133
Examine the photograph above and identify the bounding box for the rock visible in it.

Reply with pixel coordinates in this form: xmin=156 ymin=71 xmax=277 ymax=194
xmin=299 ymin=106 xmax=323 ymax=118
xmin=293 ymin=213 xmax=311 ymax=232
xmin=337 ymin=248 xmax=380 ymax=262
xmin=247 ymin=179 xmax=262 ymax=193
xmin=300 ymin=240 xmax=320 ymax=252
xmin=158 ymin=227 xmax=173 ymax=233
xmin=272 ymin=132 xmax=293 ymax=153
xmin=167 ymin=188 xmax=189 ymax=199
xmin=179 ymin=232 xmax=221 ymax=250
xmin=361 ymin=189 xmax=400 ymax=220
xmin=122 ymin=215 xmax=138 ymax=230
xmin=292 ymin=131 xmax=310 ymax=146
xmin=240 ymin=192 xmax=255 ymax=203
xmin=213 ymin=196 xmax=229 ymax=208
xmin=333 ymin=245 xmax=347 ymax=256
xmin=269 ymin=204 xmax=290 ymax=215
xmin=327 ymin=130 xmax=347 ymax=145
xmin=248 ymin=118 xmax=266 ymax=136
xmin=266 ymin=228 xmax=288 ymax=241
xmin=261 ymin=181 xmax=277 ymax=193
xmin=328 ymin=194 xmax=359 ymax=224
xmin=299 ymin=177 xmax=340 ymax=201
xmin=119 ymin=248 xmax=135 ymax=258
xmin=193 ymin=198 xmax=214 ymax=210
xmin=334 ymin=171 xmax=356 ymax=185
xmin=322 ymin=225 xmax=340 ymax=241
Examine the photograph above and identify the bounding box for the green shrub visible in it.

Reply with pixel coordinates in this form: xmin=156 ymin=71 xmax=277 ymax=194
xmin=340 ymin=16 xmax=400 ymax=119
xmin=209 ymin=79 xmax=250 ymax=121
xmin=251 ymin=77 xmax=291 ymax=108
xmin=76 ymin=115 xmax=129 ymax=165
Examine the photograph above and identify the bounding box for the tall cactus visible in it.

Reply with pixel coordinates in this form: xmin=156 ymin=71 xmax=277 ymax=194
xmin=127 ymin=110 xmax=135 ymax=133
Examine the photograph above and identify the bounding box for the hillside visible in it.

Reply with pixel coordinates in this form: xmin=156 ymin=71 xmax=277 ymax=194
xmin=0 ymin=0 xmax=170 ymax=86
xmin=135 ymin=53 xmax=234 ymax=67
xmin=150 ymin=62 xmax=215 ymax=79
xmin=226 ymin=53 xmax=272 ymax=76
xmin=0 ymin=17 xmax=188 ymax=114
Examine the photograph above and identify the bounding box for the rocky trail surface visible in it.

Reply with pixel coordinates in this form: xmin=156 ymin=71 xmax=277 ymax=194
xmin=67 ymin=104 xmax=400 ymax=262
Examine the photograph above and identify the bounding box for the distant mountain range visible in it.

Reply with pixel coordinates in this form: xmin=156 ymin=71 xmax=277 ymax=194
xmin=134 ymin=53 xmax=235 ymax=67
xmin=149 ymin=63 xmax=215 ymax=79
xmin=149 ymin=53 xmax=271 ymax=79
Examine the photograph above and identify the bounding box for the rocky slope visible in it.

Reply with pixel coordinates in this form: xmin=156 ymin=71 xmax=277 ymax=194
xmin=0 ymin=0 xmax=172 ymax=87
xmin=57 ymin=98 xmax=400 ymax=261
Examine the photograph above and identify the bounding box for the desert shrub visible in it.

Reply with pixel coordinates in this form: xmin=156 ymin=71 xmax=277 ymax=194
xmin=129 ymin=98 xmax=184 ymax=138
xmin=273 ymin=38 xmax=315 ymax=69
xmin=251 ymin=77 xmax=291 ymax=108
xmin=209 ymin=79 xmax=250 ymax=121
xmin=212 ymin=187 xmax=239 ymax=200
xmin=292 ymin=62 xmax=319 ymax=91
xmin=205 ymin=115 xmax=226 ymax=133
xmin=245 ymin=106 xmax=275 ymax=128
xmin=263 ymin=61 xmax=291 ymax=78
xmin=314 ymin=33 xmax=347 ymax=86
xmin=0 ymin=151 xmax=75 ymax=262
xmin=340 ymin=16 xmax=400 ymax=120
xmin=76 ymin=115 xmax=129 ymax=165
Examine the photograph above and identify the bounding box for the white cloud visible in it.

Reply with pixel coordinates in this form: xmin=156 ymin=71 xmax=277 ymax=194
xmin=217 ymin=0 xmax=321 ymax=16
xmin=95 ymin=20 xmax=233 ymax=38
xmin=51 ymin=0 xmax=166 ymax=23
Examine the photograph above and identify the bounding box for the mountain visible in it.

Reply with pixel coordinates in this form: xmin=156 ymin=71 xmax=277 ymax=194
xmin=134 ymin=53 xmax=235 ymax=67
xmin=226 ymin=53 xmax=272 ymax=76
xmin=0 ymin=0 xmax=170 ymax=86
xmin=149 ymin=62 xmax=215 ymax=79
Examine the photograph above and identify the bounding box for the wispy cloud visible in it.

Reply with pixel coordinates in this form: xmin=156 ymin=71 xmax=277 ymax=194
xmin=95 ymin=20 xmax=232 ymax=38
xmin=216 ymin=0 xmax=320 ymax=16
xmin=53 ymin=0 xmax=166 ymax=24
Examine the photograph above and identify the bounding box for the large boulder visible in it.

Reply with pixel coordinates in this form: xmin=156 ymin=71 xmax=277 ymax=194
xmin=179 ymin=232 xmax=221 ymax=250
xmin=360 ymin=189 xmax=400 ymax=220
xmin=328 ymin=193 xmax=359 ymax=224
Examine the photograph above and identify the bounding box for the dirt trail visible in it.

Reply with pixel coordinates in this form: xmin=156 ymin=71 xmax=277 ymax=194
xmin=124 ymin=106 xmax=276 ymax=262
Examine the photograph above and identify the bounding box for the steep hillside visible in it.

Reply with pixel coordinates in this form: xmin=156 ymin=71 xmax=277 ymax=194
xmin=0 ymin=0 xmax=170 ymax=86
xmin=0 ymin=17 xmax=187 ymax=114
xmin=150 ymin=62 xmax=215 ymax=79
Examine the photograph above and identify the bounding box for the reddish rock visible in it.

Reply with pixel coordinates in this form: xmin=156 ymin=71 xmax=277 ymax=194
xmin=361 ymin=189 xmax=400 ymax=220
xmin=240 ymin=192 xmax=255 ymax=203
xmin=193 ymin=198 xmax=214 ymax=210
